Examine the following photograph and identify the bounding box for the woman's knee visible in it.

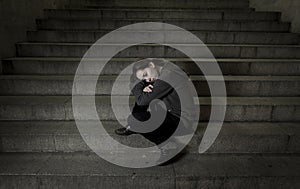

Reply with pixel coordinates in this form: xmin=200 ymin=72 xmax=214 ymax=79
xmin=127 ymin=111 xmax=151 ymax=124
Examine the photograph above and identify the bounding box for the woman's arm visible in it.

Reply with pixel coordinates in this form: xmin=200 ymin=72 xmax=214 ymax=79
xmin=131 ymin=79 xmax=173 ymax=106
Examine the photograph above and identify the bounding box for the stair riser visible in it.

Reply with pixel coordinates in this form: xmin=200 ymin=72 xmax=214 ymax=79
xmin=0 ymin=134 xmax=296 ymax=153
xmin=0 ymin=104 xmax=299 ymax=121
xmin=175 ymin=177 xmax=299 ymax=189
xmin=0 ymin=152 xmax=299 ymax=188
xmin=64 ymin=5 xmax=255 ymax=11
xmin=1 ymin=121 xmax=297 ymax=153
xmin=36 ymin=20 xmax=290 ymax=32
xmin=45 ymin=10 xmax=279 ymax=21
xmin=68 ymin=0 xmax=249 ymax=9
xmin=2 ymin=175 xmax=298 ymax=189
xmin=16 ymin=45 xmax=300 ymax=59
xmin=27 ymin=31 xmax=298 ymax=45
xmin=0 ymin=79 xmax=299 ymax=96
xmin=4 ymin=60 xmax=300 ymax=76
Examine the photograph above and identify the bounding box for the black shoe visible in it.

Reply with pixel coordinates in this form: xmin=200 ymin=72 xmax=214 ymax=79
xmin=115 ymin=126 xmax=136 ymax=136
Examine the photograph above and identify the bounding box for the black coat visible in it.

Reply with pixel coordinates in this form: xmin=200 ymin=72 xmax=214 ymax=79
xmin=130 ymin=62 xmax=197 ymax=125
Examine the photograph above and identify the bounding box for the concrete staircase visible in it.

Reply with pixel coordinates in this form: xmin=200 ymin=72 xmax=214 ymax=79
xmin=1 ymin=0 xmax=300 ymax=188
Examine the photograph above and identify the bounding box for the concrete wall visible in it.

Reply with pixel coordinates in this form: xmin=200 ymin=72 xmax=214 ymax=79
xmin=250 ymin=0 xmax=300 ymax=33
xmin=0 ymin=0 xmax=70 ymax=73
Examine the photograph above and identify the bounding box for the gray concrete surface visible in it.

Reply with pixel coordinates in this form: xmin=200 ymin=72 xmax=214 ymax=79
xmin=0 ymin=0 xmax=299 ymax=187
xmin=0 ymin=75 xmax=299 ymax=96
xmin=0 ymin=153 xmax=299 ymax=189
xmin=69 ymin=0 xmax=250 ymax=9
xmin=15 ymin=43 xmax=300 ymax=58
xmin=0 ymin=96 xmax=299 ymax=121
xmin=27 ymin=30 xmax=299 ymax=44
xmin=0 ymin=0 xmax=69 ymax=73
xmin=36 ymin=18 xmax=291 ymax=31
xmin=250 ymin=0 xmax=300 ymax=33
xmin=3 ymin=58 xmax=300 ymax=76
xmin=44 ymin=9 xmax=279 ymax=21
xmin=0 ymin=121 xmax=299 ymax=153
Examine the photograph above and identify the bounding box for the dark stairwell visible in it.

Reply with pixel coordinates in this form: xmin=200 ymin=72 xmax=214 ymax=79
xmin=0 ymin=0 xmax=300 ymax=188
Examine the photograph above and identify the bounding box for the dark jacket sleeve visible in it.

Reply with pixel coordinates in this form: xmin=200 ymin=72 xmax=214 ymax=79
xmin=131 ymin=79 xmax=173 ymax=106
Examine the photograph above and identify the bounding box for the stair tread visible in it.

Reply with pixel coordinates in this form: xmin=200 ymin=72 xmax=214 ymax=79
xmin=37 ymin=18 xmax=287 ymax=23
xmin=0 ymin=121 xmax=299 ymax=135
xmin=6 ymin=57 xmax=300 ymax=62
xmin=35 ymin=29 xmax=293 ymax=32
xmin=0 ymin=152 xmax=299 ymax=176
xmin=29 ymin=30 xmax=295 ymax=34
xmin=28 ymin=30 xmax=296 ymax=34
xmin=16 ymin=42 xmax=300 ymax=47
xmin=41 ymin=16 xmax=279 ymax=22
xmin=0 ymin=96 xmax=299 ymax=105
xmin=1 ymin=75 xmax=300 ymax=81
xmin=47 ymin=7 xmax=257 ymax=12
xmin=64 ymin=4 xmax=253 ymax=10
xmin=43 ymin=14 xmax=279 ymax=19
xmin=15 ymin=43 xmax=300 ymax=59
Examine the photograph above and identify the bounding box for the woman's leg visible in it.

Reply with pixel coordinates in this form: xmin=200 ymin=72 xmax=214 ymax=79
xmin=127 ymin=102 xmax=151 ymax=124
xmin=132 ymin=102 xmax=149 ymax=113
xmin=126 ymin=102 xmax=180 ymax=145
xmin=141 ymin=112 xmax=180 ymax=145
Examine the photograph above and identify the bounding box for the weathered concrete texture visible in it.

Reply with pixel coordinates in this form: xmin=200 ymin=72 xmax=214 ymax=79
xmin=0 ymin=96 xmax=299 ymax=121
xmin=69 ymin=0 xmax=250 ymax=9
xmin=36 ymin=18 xmax=291 ymax=32
xmin=0 ymin=0 xmax=300 ymax=187
xmin=250 ymin=0 xmax=300 ymax=33
xmin=0 ymin=75 xmax=299 ymax=96
xmin=0 ymin=153 xmax=299 ymax=189
xmin=15 ymin=43 xmax=300 ymax=59
xmin=0 ymin=0 xmax=69 ymax=64
xmin=27 ymin=30 xmax=298 ymax=45
xmin=3 ymin=58 xmax=300 ymax=76
xmin=0 ymin=121 xmax=299 ymax=153
xmin=173 ymin=154 xmax=300 ymax=189
xmin=44 ymin=9 xmax=280 ymax=21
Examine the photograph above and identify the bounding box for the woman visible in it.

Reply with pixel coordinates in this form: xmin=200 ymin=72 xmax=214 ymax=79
xmin=115 ymin=58 xmax=195 ymax=147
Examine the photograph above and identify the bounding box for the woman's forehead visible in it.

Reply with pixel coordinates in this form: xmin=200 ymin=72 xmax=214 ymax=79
xmin=136 ymin=69 xmax=144 ymax=80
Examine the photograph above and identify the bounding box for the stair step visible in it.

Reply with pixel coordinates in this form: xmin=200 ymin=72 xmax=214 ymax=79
xmin=60 ymin=7 xmax=256 ymax=11
xmin=0 ymin=121 xmax=299 ymax=153
xmin=63 ymin=6 xmax=256 ymax=12
xmin=45 ymin=9 xmax=280 ymax=21
xmin=36 ymin=19 xmax=290 ymax=32
xmin=27 ymin=30 xmax=299 ymax=45
xmin=0 ymin=153 xmax=299 ymax=188
xmin=46 ymin=7 xmax=257 ymax=13
xmin=0 ymin=96 xmax=299 ymax=121
xmin=0 ymin=75 xmax=299 ymax=96
xmin=16 ymin=43 xmax=300 ymax=59
xmin=67 ymin=0 xmax=250 ymax=9
xmin=3 ymin=57 xmax=300 ymax=76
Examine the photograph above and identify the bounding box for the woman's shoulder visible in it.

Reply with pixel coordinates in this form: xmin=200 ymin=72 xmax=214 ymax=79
xmin=160 ymin=63 xmax=188 ymax=79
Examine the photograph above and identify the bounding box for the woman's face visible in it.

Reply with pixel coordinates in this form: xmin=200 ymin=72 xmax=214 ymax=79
xmin=135 ymin=62 xmax=159 ymax=83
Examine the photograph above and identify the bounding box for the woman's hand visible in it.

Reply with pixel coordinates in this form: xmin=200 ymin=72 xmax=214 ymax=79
xmin=143 ymin=84 xmax=153 ymax=93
